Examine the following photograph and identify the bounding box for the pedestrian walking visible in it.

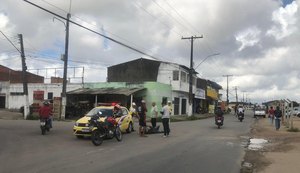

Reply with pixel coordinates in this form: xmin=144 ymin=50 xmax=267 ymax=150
xmin=150 ymin=102 xmax=158 ymax=128
xmin=234 ymin=104 xmax=238 ymax=117
xmin=137 ymin=100 xmax=147 ymax=137
xmin=161 ymin=101 xmax=171 ymax=137
xmin=268 ymin=106 xmax=275 ymax=125
xmin=274 ymin=106 xmax=282 ymax=130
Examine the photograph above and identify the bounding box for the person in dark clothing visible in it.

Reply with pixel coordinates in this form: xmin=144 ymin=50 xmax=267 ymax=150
xmin=138 ymin=100 xmax=147 ymax=137
xmin=274 ymin=106 xmax=282 ymax=130
xmin=215 ymin=107 xmax=224 ymax=125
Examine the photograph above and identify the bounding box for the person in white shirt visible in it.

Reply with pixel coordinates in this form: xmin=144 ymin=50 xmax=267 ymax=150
xmin=161 ymin=101 xmax=171 ymax=137
xmin=238 ymin=105 xmax=244 ymax=114
xmin=150 ymin=102 xmax=158 ymax=128
xmin=130 ymin=102 xmax=137 ymax=118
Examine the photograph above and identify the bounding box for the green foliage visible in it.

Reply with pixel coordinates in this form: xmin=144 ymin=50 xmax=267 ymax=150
xmin=186 ymin=115 xmax=200 ymax=121
xmin=287 ymin=127 xmax=299 ymax=132
xmin=26 ymin=114 xmax=39 ymax=120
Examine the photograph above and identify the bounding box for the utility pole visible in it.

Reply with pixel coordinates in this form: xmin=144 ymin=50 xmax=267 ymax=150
xmin=18 ymin=34 xmax=29 ymax=119
xmin=242 ymin=91 xmax=246 ymax=106
xmin=182 ymin=35 xmax=203 ymax=116
xmin=234 ymin=86 xmax=238 ymax=103
xmin=61 ymin=13 xmax=71 ymax=120
xmin=223 ymin=75 xmax=233 ymax=106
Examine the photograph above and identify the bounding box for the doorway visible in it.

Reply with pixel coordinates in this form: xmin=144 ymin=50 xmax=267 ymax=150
xmin=181 ymin=98 xmax=187 ymax=114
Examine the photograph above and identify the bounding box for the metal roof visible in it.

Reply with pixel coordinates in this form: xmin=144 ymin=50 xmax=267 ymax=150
xmin=67 ymin=87 xmax=145 ymax=96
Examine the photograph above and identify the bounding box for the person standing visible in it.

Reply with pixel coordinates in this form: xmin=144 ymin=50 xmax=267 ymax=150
xmin=268 ymin=106 xmax=275 ymax=125
xmin=130 ymin=102 xmax=138 ymax=118
xmin=150 ymin=102 xmax=158 ymax=128
xmin=161 ymin=101 xmax=171 ymax=137
xmin=137 ymin=100 xmax=147 ymax=137
xmin=274 ymin=106 xmax=282 ymax=130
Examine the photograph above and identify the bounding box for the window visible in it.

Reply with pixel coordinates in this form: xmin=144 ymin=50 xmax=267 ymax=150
xmin=162 ymin=97 xmax=168 ymax=105
xmin=48 ymin=92 xmax=53 ymax=100
xmin=122 ymin=108 xmax=128 ymax=115
xmin=173 ymin=70 xmax=179 ymax=81
xmin=10 ymin=92 xmax=23 ymax=96
xmin=181 ymin=71 xmax=187 ymax=82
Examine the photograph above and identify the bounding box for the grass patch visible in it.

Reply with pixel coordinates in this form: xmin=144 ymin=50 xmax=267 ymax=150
xmin=186 ymin=115 xmax=200 ymax=121
xmin=26 ymin=114 xmax=39 ymax=120
xmin=287 ymin=127 xmax=299 ymax=132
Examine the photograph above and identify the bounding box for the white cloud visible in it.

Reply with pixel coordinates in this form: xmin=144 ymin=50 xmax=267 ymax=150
xmin=235 ymin=26 xmax=262 ymax=51
xmin=0 ymin=13 xmax=9 ymax=29
xmin=1 ymin=0 xmax=300 ymax=103
xmin=266 ymin=1 xmax=298 ymax=39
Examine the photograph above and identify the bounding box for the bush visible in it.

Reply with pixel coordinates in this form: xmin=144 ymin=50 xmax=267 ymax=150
xmin=26 ymin=114 xmax=39 ymax=120
xmin=186 ymin=115 xmax=200 ymax=121
xmin=287 ymin=127 xmax=299 ymax=132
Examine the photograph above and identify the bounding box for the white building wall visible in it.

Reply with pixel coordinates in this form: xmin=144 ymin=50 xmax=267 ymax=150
xmin=157 ymin=62 xmax=198 ymax=115
xmin=171 ymin=91 xmax=189 ymax=115
xmin=157 ymin=63 xmax=197 ymax=93
xmin=4 ymin=83 xmax=82 ymax=109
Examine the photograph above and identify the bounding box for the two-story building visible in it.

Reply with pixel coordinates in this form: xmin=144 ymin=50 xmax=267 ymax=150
xmin=107 ymin=58 xmax=216 ymax=115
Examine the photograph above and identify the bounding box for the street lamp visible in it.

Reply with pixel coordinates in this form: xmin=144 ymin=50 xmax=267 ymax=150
xmin=194 ymin=53 xmax=220 ymax=70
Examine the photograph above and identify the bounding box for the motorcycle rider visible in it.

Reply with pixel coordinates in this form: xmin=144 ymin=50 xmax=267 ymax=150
xmin=215 ymin=106 xmax=224 ymax=125
xmin=238 ymin=105 xmax=245 ymax=116
xmin=38 ymin=101 xmax=52 ymax=128
xmin=113 ymin=104 xmax=122 ymax=117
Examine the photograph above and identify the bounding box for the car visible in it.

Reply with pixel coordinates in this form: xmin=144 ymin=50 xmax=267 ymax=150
xmin=291 ymin=107 xmax=300 ymax=117
xmin=73 ymin=105 xmax=134 ymax=138
xmin=254 ymin=108 xmax=266 ymax=118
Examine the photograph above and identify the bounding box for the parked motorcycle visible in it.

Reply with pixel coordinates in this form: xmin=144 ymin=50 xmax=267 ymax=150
xmin=88 ymin=114 xmax=122 ymax=146
xmin=238 ymin=112 xmax=244 ymax=122
xmin=215 ymin=116 xmax=224 ymax=129
xmin=40 ymin=118 xmax=50 ymax=135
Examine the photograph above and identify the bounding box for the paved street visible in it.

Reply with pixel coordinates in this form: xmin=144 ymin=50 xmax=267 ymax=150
xmin=0 ymin=111 xmax=254 ymax=173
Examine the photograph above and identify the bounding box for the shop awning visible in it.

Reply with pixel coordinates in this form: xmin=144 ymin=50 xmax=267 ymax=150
xmin=67 ymin=87 xmax=145 ymax=96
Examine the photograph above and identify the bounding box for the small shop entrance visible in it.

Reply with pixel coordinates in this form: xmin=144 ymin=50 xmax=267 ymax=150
xmin=0 ymin=95 xmax=5 ymax=108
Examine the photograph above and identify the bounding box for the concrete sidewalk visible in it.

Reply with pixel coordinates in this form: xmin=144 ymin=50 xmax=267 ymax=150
xmin=244 ymin=116 xmax=300 ymax=173
xmin=0 ymin=109 xmax=24 ymax=120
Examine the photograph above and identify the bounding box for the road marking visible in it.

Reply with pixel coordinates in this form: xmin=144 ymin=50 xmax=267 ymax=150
xmin=86 ymin=148 xmax=105 ymax=155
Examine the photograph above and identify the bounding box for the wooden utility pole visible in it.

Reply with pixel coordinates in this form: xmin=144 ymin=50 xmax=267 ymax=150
xmin=223 ymin=75 xmax=233 ymax=106
xmin=182 ymin=35 xmax=203 ymax=116
xmin=60 ymin=13 xmax=71 ymax=120
xmin=234 ymin=86 xmax=238 ymax=103
xmin=18 ymin=34 xmax=29 ymax=119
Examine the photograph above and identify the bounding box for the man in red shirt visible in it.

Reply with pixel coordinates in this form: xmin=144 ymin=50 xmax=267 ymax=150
xmin=268 ymin=106 xmax=275 ymax=125
xmin=39 ymin=101 xmax=53 ymax=127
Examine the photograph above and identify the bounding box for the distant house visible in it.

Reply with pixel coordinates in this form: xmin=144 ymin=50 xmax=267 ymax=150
xmin=0 ymin=65 xmax=44 ymax=83
xmin=0 ymin=65 xmax=82 ymax=110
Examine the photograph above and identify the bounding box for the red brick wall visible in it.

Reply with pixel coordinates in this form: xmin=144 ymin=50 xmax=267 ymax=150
xmin=0 ymin=65 xmax=44 ymax=83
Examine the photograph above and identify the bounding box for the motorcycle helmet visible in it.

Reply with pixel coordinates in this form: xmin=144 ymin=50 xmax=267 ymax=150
xmin=43 ymin=101 xmax=49 ymax=105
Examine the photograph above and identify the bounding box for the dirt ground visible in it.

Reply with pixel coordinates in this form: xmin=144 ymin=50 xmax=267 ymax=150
xmin=242 ymin=116 xmax=300 ymax=173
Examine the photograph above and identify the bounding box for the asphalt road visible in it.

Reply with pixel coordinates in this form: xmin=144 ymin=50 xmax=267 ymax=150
xmin=0 ymin=111 xmax=254 ymax=173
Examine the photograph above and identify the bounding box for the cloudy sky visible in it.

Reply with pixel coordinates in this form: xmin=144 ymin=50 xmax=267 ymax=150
xmin=0 ymin=0 xmax=299 ymax=103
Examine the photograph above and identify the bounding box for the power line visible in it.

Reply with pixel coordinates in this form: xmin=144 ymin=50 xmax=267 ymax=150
xmin=132 ymin=1 xmax=183 ymax=37
xmin=151 ymin=0 xmax=192 ymax=36
xmin=24 ymin=0 xmax=161 ymax=60
xmin=40 ymin=0 xmax=163 ymax=60
xmin=164 ymin=0 xmax=201 ymax=35
xmin=0 ymin=30 xmax=21 ymax=53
